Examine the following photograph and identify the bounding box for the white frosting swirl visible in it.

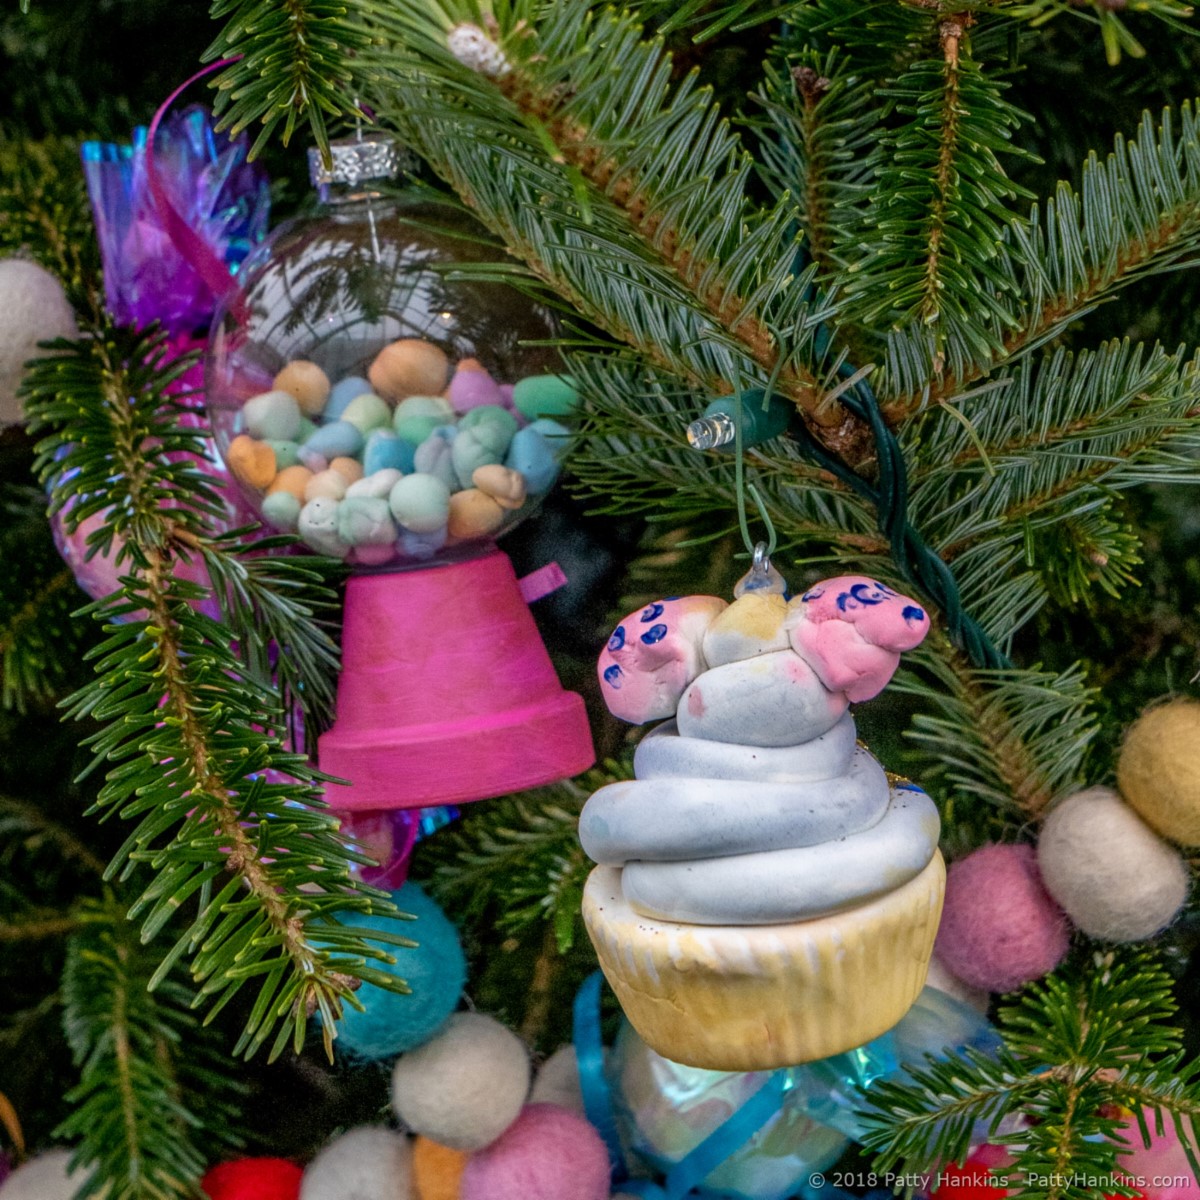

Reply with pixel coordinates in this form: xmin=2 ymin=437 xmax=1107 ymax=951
xmin=580 ymin=651 xmax=940 ymax=927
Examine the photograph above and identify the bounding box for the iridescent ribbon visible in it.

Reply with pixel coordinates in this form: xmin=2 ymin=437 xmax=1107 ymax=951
xmin=144 ymin=58 xmax=251 ymax=325
xmin=573 ymin=971 xmax=790 ymax=1199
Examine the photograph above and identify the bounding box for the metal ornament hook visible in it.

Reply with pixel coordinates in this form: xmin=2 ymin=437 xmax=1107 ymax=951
xmin=734 ymin=541 xmax=788 ymax=598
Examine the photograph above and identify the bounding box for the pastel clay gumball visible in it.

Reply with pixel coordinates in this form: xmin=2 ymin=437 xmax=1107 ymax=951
xmin=304 ymin=470 xmax=348 ymax=502
xmin=340 ymin=392 xmax=393 ymax=436
xmin=413 ymin=429 xmax=460 ymax=492
xmin=473 ymin=464 xmax=527 ymax=510
xmin=227 ymin=434 xmax=277 ymax=491
xmin=702 ymin=591 xmax=790 ymax=668
xmin=935 ymin=842 xmax=1069 ymax=993
xmin=512 ymin=373 xmax=579 ymax=420
xmin=299 ymin=1127 xmax=414 ymax=1200
xmin=389 ymin=473 xmax=452 ymax=533
xmin=451 ymin=427 xmax=504 ymax=484
xmin=1036 ymin=786 xmax=1188 ymax=942
xmin=529 ymin=416 xmax=571 ymax=449
xmin=303 ymin=419 xmax=364 ymax=461
xmin=326 ymin=375 xmax=372 ymax=421
xmin=273 ymin=360 xmax=331 ymax=417
xmin=400 ymin=526 xmax=449 ymax=560
xmin=597 ymin=595 xmax=729 ymax=725
xmin=350 ymin=543 xmax=398 ymax=566
xmin=268 ymin=465 xmax=314 ymax=502
xmin=786 ymin=576 xmax=930 ymax=702
xmin=505 ymin=426 xmax=559 ymax=495
xmin=412 ymin=1138 xmax=468 ymax=1200
xmin=266 ymin=439 xmax=302 ymax=469
xmin=390 ymin=1011 xmax=531 ymax=1151
xmin=298 ymin=497 xmax=350 ymax=558
xmin=329 ymin=456 xmax=364 ymax=484
xmin=447 ymin=488 xmax=506 ymax=539
xmin=370 ymin=338 xmax=451 ymax=403
xmin=459 ymin=404 xmax=519 ymax=443
xmin=262 ymin=490 xmax=302 ymax=532
xmin=297 ymin=416 xmax=319 ymax=442
xmin=346 ymin=468 xmax=403 ymax=499
xmin=395 ymin=394 xmax=455 ymax=443
xmin=364 ymin=429 xmax=416 ymax=476
xmin=243 ymin=390 xmax=303 ymax=441
xmin=448 ymin=361 xmax=503 ymax=413
xmin=459 ymin=1104 xmax=610 ymax=1200
xmin=297 ymin=447 xmax=328 ymax=473
xmin=338 ymin=496 xmax=398 ymax=546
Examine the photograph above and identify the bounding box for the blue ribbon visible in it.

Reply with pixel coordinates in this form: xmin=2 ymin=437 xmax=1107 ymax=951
xmin=573 ymin=971 xmax=790 ymax=1199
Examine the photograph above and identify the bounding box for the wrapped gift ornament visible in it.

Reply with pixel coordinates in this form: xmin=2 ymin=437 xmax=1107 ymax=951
xmin=581 ymin=574 xmax=939 ymax=1070
xmin=206 ymin=137 xmax=593 ymax=814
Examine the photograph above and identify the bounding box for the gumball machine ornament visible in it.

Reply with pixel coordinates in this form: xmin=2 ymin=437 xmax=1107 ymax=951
xmin=206 ymin=137 xmax=595 ymax=824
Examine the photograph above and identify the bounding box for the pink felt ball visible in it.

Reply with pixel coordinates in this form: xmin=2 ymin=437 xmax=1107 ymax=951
xmin=935 ymin=842 xmax=1070 ymax=993
xmin=459 ymin=1104 xmax=610 ymax=1200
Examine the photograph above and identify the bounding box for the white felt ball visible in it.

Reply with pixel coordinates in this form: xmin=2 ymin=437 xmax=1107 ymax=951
xmin=530 ymin=1045 xmax=587 ymax=1116
xmin=0 ymin=259 xmax=77 ymax=424
xmin=391 ymin=1011 xmax=530 ymax=1150
xmin=1037 ymin=785 xmax=1189 ymax=942
xmin=0 ymin=1150 xmax=91 ymax=1200
xmin=299 ymin=1126 xmax=414 ymax=1200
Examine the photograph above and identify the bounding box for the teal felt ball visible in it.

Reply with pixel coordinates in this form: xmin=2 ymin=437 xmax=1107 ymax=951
xmin=334 ymin=883 xmax=466 ymax=1061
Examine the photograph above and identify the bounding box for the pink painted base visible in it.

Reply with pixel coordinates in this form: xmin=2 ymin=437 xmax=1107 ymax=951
xmin=318 ymin=551 xmax=595 ymax=811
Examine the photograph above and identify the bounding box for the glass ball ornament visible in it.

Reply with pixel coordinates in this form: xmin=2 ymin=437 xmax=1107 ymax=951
xmin=204 ymin=137 xmax=594 ymax=813
xmin=204 ymin=138 xmax=573 ymax=572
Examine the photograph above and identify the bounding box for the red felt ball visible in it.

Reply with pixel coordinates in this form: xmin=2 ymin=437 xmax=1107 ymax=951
xmin=459 ymin=1104 xmax=610 ymax=1200
xmin=931 ymin=1154 xmax=1011 ymax=1199
xmin=935 ymin=842 xmax=1070 ymax=993
xmin=202 ymin=1157 xmax=303 ymax=1200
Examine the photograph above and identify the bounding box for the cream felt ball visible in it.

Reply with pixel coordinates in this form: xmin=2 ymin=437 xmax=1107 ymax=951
xmin=1037 ymin=786 xmax=1188 ymax=942
xmin=459 ymin=1104 xmax=611 ymax=1200
xmin=529 ymin=1045 xmax=586 ymax=1116
xmin=0 ymin=259 xmax=77 ymax=424
xmin=391 ymin=1011 xmax=530 ymax=1151
xmin=0 ymin=1150 xmax=91 ymax=1200
xmin=934 ymin=842 xmax=1070 ymax=993
xmin=299 ymin=1127 xmax=414 ymax=1200
xmin=1117 ymin=699 xmax=1200 ymax=846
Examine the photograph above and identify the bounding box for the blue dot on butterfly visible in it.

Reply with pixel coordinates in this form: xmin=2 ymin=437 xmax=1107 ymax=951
xmin=603 ymin=664 xmax=623 ymax=689
xmin=608 ymin=626 xmax=626 ymax=652
xmin=641 ymin=602 xmax=665 ymax=622
xmin=641 ymin=624 xmax=668 ymax=644
xmin=902 ymin=605 xmax=926 ymax=623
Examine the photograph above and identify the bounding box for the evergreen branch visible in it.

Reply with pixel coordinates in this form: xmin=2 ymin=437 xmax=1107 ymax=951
xmin=358 ymin=0 xmax=880 ymax=467
xmin=891 ymin=103 xmax=1200 ymax=415
xmin=0 ymin=484 xmax=96 ymax=712
xmin=896 ymin=639 xmax=1098 ymax=817
xmin=56 ymin=899 xmax=244 ymax=1200
xmin=753 ymin=49 xmax=876 ymax=282
xmin=21 ymin=323 xmax=413 ymax=1061
xmin=0 ymin=913 xmax=80 ymax=941
xmin=844 ymin=34 xmax=1032 ymax=379
xmin=861 ymin=950 xmax=1200 ymax=1196
xmin=205 ymin=0 xmax=373 ymax=160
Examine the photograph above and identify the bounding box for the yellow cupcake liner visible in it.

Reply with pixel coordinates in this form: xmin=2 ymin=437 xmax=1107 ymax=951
xmin=582 ymin=851 xmax=946 ymax=1071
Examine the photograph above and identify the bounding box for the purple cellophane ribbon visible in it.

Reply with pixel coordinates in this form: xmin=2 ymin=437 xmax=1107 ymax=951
xmin=81 ymin=105 xmax=269 ymax=335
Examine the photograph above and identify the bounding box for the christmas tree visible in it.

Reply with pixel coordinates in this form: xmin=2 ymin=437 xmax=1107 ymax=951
xmin=4 ymin=1 xmax=1200 ymax=1198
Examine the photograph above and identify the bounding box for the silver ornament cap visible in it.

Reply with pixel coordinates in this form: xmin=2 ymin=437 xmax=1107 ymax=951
xmin=308 ymin=136 xmax=413 ymax=194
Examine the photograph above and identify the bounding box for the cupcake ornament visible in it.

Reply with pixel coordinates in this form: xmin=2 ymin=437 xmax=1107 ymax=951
xmin=581 ymin=561 xmax=941 ymax=1070
xmin=206 ymin=136 xmax=593 ymax=816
